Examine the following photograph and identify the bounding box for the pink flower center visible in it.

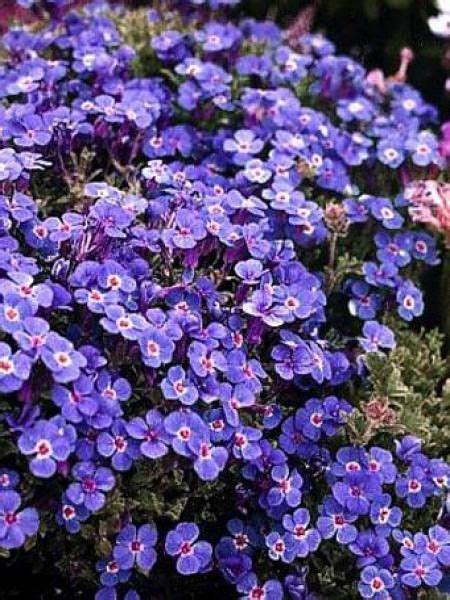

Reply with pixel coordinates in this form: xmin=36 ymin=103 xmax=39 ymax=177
xmin=310 ymin=412 xmax=323 ymax=426
xmin=250 ymin=587 xmax=265 ymax=600
xmin=37 ymin=440 xmax=51 ymax=456
xmin=55 ymin=352 xmax=70 ymax=365
xmin=107 ymin=561 xmax=119 ymax=573
xmin=372 ymin=578 xmax=383 ymax=591
xmin=180 ymin=541 xmax=192 ymax=555
xmin=0 ymin=359 xmax=13 ymax=374
xmin=5 ymin=307 xmax=18 ymax=321
xmin=234 ymin=533 xmax=249 ymax=550
xmin=147 ymin=341 xmax=160 ymax=355
xmin=82 ymin=478 xmax=96 ymax=492
xmin=5 ymin=512 xmax=17 ymax=525
xmin=409 ymin=479 xmax=421 ymax=492
xmin=63 ymin=505 xmax=76 ymax=520
xmin=179 ymin=427 xmax=191 ymax=441
xmin=114 ymin=436 xmax=127 ymax=452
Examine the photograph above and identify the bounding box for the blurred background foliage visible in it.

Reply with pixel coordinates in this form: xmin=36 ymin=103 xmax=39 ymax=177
xmin=240 ymin=0 xmax=449 ymax=118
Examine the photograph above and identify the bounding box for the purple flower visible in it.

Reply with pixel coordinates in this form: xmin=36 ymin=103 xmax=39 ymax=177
xmin=363 ymin=261 xmax=398 ymax=288
xmin=337 ymin=97 xmax=374 ymax=122
xmin=90 ymin=201 xmax=133 ymax=238
xmin=358 ymin=566 xmax=395 ymax=599
xmin=0 ymin=148 xmax=23 ymax=181
xmin=11 ymin=114 xmax=52 ymax=147
xmin=190 ymin=437 xmax=228 ymax=481
xmin=226 ymin=349 xmax=267 ymax=393
xmin=359 ymin=321 xmax=395 ymax=353
xmin=95 ymin=370 xmax=131 ymax=404
xmin=407 ymin=131 xmax=440 ymax=166
xmin=138 ymin=327 xmax=175 ymax=368
xmin=243 ymin=159 xmax=272 ymax=184
xmin=113 ymin=524 xmax=157 ymax=572
xmin=395 ymin=435 xmax=422 ymax=463
xmin=165 ymin=522 xmax=212 ymax=575
xmin=188 ymin=341 xmax=227 ymax=378
xmin=0 ymin=294 xmax=34 ymax=334
xmin=164 ymin=410 xmax=208 ymax=457
xmin=97 ymin=419 xmax=140 ymax=471
xmin=396 ymin=281 xmax=424 ymax=321
xmin=0 ymin=469 xmax=19 ymax=491
xmin=165 ymin=209 xmax=207 ymax=249
xmin=66 ymin=462 xmax=115 ymax=512
xmin=52 ymin=375 xmax=98 ymax=424
xmin=13 ymin=316 xmax=50 ymax=356
xmin=377 ymin=138 xmax=405 ymax=168
xmin=349 ymin=529 xmax=390 ymax=568
xmin=282 ymin=508 xmax=321 ymax=557
xmin=0 ymin=341 xmax=32 ymax=393
xmin=18 ymin=419 xmax=73 ymax=478
xmin=96 ymin=556 xmax=131 ymax=588
xmin=127 ymin=409 xmax=171 ymax=459
xmin=243 ymin=290 xmax=286 ymax=327
xmin=265 ymin=531 xmax=296 ymax=563
xmin=41 ymin=333 xmax=87 ymax=383
xmin=0 ymin=491 xmax=39 ymax=549
xmin=317 ymin=497 xmax=358 ymax=544
xmin=224 ymin=130 xmax=263 ymax=165
xmin=414 ymin=526 xmax=450 ymax=567
xmin=100 ymin=305 xmax=147 ymax=341
xmin=400 ymin=554 xmax=442 ymax=588
xmin=395 ymin=465 xmax=434 ymax=508
xmin=374 ymin=231 xmax=411 ymax=267
xmin=332 ymin=472 xmax=381 ymax=516
xmin=56 ymin=494 xmax=90 ymax=534
xmin=367 ymin=448 xmax=397 ymax=484
xmin=235 ymin=259 xmax=264 ymax=284
xmin=267 ymin=464 xmax=303 ymax=508
xmin=369 ymin=197 xmax=404 ymax=230
xmin=347 ymin=280 xmax=382 ymax=320
xmin=161 ymin=366 xmax=199 ymax=406
xmin=232 ymin=427 xmax=262 ymax=460
xmin=237 ymin=573 xmax=283 ymax=600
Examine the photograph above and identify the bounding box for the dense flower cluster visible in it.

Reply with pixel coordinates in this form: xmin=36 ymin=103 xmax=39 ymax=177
xmin=0 ymin=1 xmax=447 ymax=598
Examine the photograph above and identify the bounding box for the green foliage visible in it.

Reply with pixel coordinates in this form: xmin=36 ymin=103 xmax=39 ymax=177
xmin=350 ymin=323 xmax=450 ymax=457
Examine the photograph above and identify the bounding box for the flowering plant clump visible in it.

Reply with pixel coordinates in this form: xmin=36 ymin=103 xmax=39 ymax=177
xmin=0 ymin=0 xmax=448 ymax=598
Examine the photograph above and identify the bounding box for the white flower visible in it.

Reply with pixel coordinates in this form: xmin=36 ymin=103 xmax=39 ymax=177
xmin=429 ymin=13 xmax=450 ymax=37
xmin=436 ymin=0 xmax=450 ymax=13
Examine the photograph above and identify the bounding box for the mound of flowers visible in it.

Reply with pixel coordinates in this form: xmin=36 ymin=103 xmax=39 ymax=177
xmin=0 ymin=0 xmax=448 ymax=598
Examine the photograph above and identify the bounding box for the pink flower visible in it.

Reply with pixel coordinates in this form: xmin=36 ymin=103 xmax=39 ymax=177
xmin=406 ymin=180 xmax=450 ymax=247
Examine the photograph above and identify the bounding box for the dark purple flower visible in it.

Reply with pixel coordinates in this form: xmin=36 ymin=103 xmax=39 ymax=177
xmin=349 ymin=529 xmax=391 ymax=568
